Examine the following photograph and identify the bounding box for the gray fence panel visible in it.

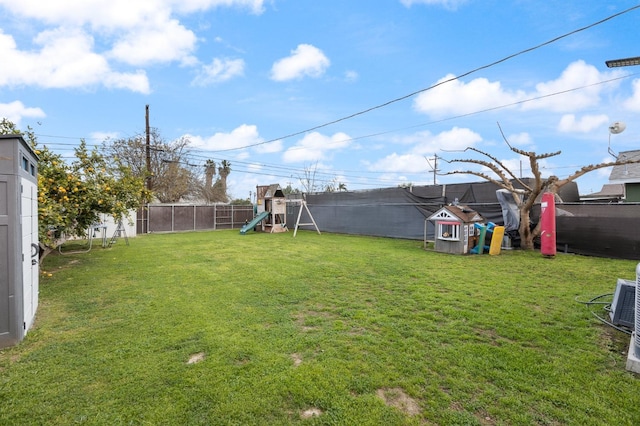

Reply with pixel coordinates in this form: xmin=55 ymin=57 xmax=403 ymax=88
xmin=286 ymin=185 xmax=639 ymax=260
xmin=148 ymin=205 xmax=173 ymax=232
xmin=174 ymin=206 xmax=196 ymax=231
xmin=139 ymin=204 xmax=253 ymax=233
xmin=195 ymin=206 xmax=215 ymax=230
xmin=137 ymin=183 xmax=639 ymax=260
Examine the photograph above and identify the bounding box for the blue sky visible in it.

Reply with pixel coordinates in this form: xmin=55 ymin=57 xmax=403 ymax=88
xmin=2 ymin=0 xmax=640 ymax=200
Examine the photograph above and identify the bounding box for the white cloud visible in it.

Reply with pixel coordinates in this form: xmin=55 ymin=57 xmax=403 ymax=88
xmin=344 ymin=70 xmax=359 ymax=82
xmin=0 ymin=101 xmax=45 ymax=125
xmin=108 ymin=17 xmax=198 ymax=66
xmin=283 ymin=132 xmax=350 ymax=163
xmin=368 ymin=127 xmax=482 ymax=173
xmin=255 ymin=139 xmax=282 ymax=154
xmin=414 ymin=61 xmax=623 ymax=118
xmin=192 ymin=58 xmax=245 ymax=86
xmin=0 ymin=1 xmax=266 ymax=28
xmin=414 ymin=127 xmax=482 ymax=154
xmin=413 ymin=74 xmax=524 ymax=117
xmin=368 ymin=153 xmax=431 ymax=173
xmin=623 ymin=78 xmax=640 ymax=112
xmin=0 ymin=0 xmax=266 ymax=91
xmin=186 ymin=124 xmax=264 ymax=151
xmin=506 ymin=132 xmax=534 ymax=147
xmin=400 ymin=0 xmax=468 ymax=10
xmin=0 ymin=28 xmax=150 ymax=93
xmin=0 ymin=1 xmax=161 ymax=29
xmin=172 ymin=0 xmax=266 ymax=15
xmin=271 ymin=44 xmax=330 ymax=82
xmin=558 ymin=114 xmax=609 ymax=133
xmin=524 ymin=60 xmax=620 ymax=112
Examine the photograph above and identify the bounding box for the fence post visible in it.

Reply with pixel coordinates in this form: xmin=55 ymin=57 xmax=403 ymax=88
xmin=213 ymin=205 xmax=217 ymax=230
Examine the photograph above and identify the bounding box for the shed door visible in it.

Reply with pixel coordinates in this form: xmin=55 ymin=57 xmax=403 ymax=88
xmin=0 ymin=177 xmax=12 ymax=344
xmin=21 ymin=179 xmax=39 ymax=333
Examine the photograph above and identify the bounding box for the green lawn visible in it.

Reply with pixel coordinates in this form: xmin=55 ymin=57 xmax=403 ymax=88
xmin=1 ymin=230 xmax=639 ymax=425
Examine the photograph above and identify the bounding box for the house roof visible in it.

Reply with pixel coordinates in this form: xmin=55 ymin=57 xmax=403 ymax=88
xmin=428 ymin=205 xmax=484 ymax=223
xmin=580 ymin=183 xmax=624 ymax=201
xmin=609 ymin=150 xmax=640 ymax=182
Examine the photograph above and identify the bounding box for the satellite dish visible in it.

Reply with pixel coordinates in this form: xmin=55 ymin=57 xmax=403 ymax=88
xmin=609 ymin=121 xmax=626 ymax=134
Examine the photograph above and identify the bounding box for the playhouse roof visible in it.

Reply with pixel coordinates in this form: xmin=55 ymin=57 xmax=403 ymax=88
xmin=428 ymin=205 xmax=484 ymax=223
xmin=263 ymin=184 xmax=284 ymax=199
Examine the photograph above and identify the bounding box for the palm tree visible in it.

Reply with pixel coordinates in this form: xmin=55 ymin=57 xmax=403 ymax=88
xmin=215 ymin=160 xmax=231 ymax=201
xmin=204 ymin=159 xmax=216 ymax=189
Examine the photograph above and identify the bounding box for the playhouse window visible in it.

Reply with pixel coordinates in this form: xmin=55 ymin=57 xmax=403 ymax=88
xmin=437 ymin=221 xmax=460 ymax=241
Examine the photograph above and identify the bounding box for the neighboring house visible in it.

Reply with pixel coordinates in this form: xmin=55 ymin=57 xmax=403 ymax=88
xmin=580 ymin=183 xmax=625 ymax=202
xmin=608 ymin=150 xmax=640 ymax=202
xmin=581 ymin=150 xmax=640 ymax=202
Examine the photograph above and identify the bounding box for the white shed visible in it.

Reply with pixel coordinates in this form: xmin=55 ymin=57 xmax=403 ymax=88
xmin=0 ymin=135 xmax=39 ymax=348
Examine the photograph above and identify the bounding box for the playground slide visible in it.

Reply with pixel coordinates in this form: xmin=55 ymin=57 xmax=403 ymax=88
xmin=239 ymin=211 xmax=270 ymax=235
xmin=470 ymin=223 xmax=487 ymax=254
xmin=489 ymin=226 xmax=505 ymax=255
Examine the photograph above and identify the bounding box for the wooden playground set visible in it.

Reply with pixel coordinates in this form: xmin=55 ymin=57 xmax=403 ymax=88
xmin=240 ymin=184 xmax=320 ymax=237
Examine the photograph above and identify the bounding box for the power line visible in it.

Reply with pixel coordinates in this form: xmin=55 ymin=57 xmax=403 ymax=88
xmin=207 ymin=3 xmax=640 ymax=152
xmin=39 ymin=70 xmax=637 ymax=187
xmin=34 ymin=69 xmax=637 ymax=157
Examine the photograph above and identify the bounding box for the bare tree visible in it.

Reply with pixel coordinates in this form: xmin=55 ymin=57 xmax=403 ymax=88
xmin=442 ymin=124 xmax=640 ymax=250
xmin=103 ymin=129 xmax=198 ymax=203
xmin=298 ymin=162 xmax=320 ymax=193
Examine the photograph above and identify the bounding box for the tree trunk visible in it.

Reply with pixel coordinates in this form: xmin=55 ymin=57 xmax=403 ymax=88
xmin=518 ymin=208 xmax=535 ymax=250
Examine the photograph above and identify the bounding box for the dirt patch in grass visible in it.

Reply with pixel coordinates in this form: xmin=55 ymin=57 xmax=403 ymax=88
xmin=451 ymin=401 xmax=496 ymax=425
xmin=186 ymin=352 xmax=205 ymax=364
xmin=474 ymin=327 xmax=515 ymax=347
xmin=300 ymin=408 xmax=323 ymax=419
xmin=42 ymin=259 xmax=80 ymax=277
xmin=0 ymin=353 xmax=18 ymax=373
xmin=598 ymin=324 xmax=631 ymax=363
xmin=293 ymin=310 xmax=336 ymax=332
xmin=291 ymin=353 xmax=303 ymax=367
xmin=376 ymin=387 xmax=421 ymax=416
xmin=477 ymin=409 xmax=496 ymax=425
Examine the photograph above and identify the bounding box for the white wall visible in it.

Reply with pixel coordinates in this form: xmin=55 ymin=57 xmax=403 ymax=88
xmin=97 ymin=211 xmax=137 ymax=239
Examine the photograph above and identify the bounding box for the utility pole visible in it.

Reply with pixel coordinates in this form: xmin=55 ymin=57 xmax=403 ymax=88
xmin=145 ymin=104 xmax=152 ymax=191
xmin=425 ymin=154 xmax=440 ymax=185
xmin=433 ymin=154 xmax=438 ymax=185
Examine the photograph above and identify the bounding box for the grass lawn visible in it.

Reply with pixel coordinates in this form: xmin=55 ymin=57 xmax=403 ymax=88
xmin=1 ymin=230 xmax=639 ymax=425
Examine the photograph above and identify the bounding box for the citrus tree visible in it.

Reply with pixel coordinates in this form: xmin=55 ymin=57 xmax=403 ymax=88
xmin=1 ymin=119 xmax=149 ymax=258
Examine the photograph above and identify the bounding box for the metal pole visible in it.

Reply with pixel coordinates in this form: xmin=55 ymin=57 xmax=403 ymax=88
xmin=145 ymin=105 xmax=151 ymax=191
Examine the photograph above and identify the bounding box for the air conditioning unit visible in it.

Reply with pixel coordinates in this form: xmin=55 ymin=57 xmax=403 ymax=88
xmin=610 ymin=278 xmax=635 ymax=329
xmin=625 ymin=264 xmax=640 ymax=373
